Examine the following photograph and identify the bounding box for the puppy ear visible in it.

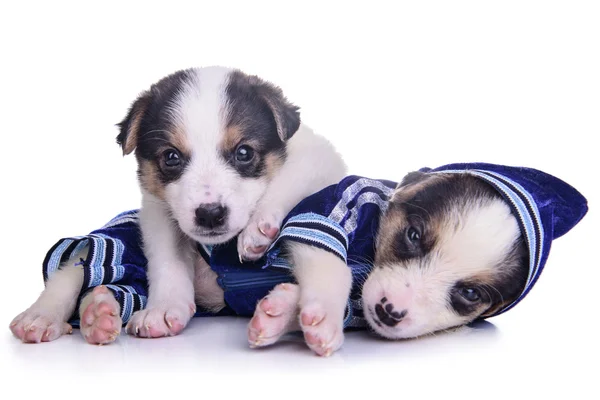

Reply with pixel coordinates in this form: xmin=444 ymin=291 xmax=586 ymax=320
xmin=116 ymin=91 xmax=152 ymax=155
xmin=249 ymin=76 xmax=301 ymax=141
xmin=398 ymin=171 xmax=429 ymax=188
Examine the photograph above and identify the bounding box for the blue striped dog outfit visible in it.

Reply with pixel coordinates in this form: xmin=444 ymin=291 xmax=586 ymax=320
xmin=42 ymin=164 xmax=587 ymax=328
xmin=44 ymin=176 xmax=397 ymax=329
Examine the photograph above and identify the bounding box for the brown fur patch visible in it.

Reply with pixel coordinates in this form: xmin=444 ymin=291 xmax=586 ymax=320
xmin=170 ymin=125 xmax=192 ymax=158
xmin=375 ymin=204 xmax=408 ymax=265
xmin=375 ymin=198 xmax=442 ymax=266
xmin=391 ymin=174 xmax=446 ymax=203
xmin=123 ymin=108 xmax=144 ymax=155
xmin=119 ymin=92 xmax=153 ymax=155
xmin=138 ymin=159 xmax=166 ymax=200
xmin=221 ymin=124 xmax=244 ymax=154
xmin=263 ymin=152 xmax=285 ymax=178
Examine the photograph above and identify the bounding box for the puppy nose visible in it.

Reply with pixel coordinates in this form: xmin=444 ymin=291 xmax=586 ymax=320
xmin=375 ymin=297 xmax=407 ymax=327
xmin=195 ymin=203 xmax=227 ymax=229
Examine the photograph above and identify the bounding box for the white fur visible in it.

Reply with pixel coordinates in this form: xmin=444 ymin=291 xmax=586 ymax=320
xmin=125 ymin=193 xmax=197 ymax=336
xmin=238 ymin=124 xmax=347 ymax=259
xmin=362 ymin=198 xmax=521 ymax=339
xmin=166 ymin=67 xmax=268 ymax=245
xmin=289 ymin=243 xmax=351 ymax=357
xmin=11 ymin=67 xmax=346 ymax=344
xmin=10 ymin=247 xmax=86 ymax=342
xmin=133 ymin=67 xmax=346 ymax=337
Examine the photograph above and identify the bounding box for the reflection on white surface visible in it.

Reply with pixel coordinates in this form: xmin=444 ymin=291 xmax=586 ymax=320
xmin=4 ymin=313 xmax=595 ymax=398
xmin=6 ymin=316 xmax=501 ymax=380
xmin=6 ymin=317 xmax=499 ymax=370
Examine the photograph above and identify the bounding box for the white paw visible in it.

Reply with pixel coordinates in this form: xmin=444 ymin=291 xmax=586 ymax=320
xmin=10 ymin=308 xmax=72 ymax=343
xmin=248 ymin=283 xmax=300 ymax=348
xmin=125 ymin=302 xmax=195 ymax=338
xmin=299 ymin=301 xmax=345 ymax=357
xmin=80 ymin=286 xmax=122 ymax=345
xmin=238 ymin=210 xmax=282 ymax=261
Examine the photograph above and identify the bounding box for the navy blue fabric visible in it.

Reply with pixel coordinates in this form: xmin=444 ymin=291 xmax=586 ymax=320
xmin=210 ymin=176 xmax=397 ymax=327
xmin=42 ymin=211 xmax=149 ymax=327
xmin=41 ymin=165 xmax=588 ymax=327
xmin=425 ymin=163 xmax=588 ymax=315
xmin=42 ymin=177 xmax=397 ymax=329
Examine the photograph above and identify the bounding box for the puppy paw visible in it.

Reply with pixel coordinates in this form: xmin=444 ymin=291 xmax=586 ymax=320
xmin=126 ymin=302 xmax=195 ymax=338
xmin=299 ymin=302 xmax=345 ymax=357
xmin=10 ymin=309 xmax=72 ymax=343
xmin=238 ymin=210 xmax=282 ymax=261
xmin=248 ymin=283 xmax=300 ymax=348
xmin=80 ymin=286 xmax=122 ymax=345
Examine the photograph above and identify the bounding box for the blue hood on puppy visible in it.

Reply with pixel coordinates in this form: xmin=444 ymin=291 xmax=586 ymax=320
xmin=422 ymin=163 xmax=588 ymax=316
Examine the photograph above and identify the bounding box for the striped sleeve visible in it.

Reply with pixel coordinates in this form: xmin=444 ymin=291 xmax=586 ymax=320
xmin=275 ymin=213 xmax=349 ymax=262
xmin=41 ymin=210 xmax=148 ymax=325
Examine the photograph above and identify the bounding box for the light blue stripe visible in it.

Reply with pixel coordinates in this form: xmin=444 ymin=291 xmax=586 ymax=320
xmin=343 ymin=301 xmax=353 ymax=327
xmin=479 ymin=170 xmax=545 ymax=284
xmin=268 ymin=259 xmax=293 ymax=270
xmin=100 ymin=210 xmax=139 ymax=229
xmin=106 ymin=284 xmax=133 ymax=322
xmin=202 ymin=244 xmax=213 ymax=256
xmin=95 ymin=233 xmax=126 ymax=282
xmin=69 ymin=240 xmax=89 ymax=260
xmin=47 ymin=239 xmax=74 ymax=277
xmin=431 ymin=169 xmax=541 ymax=313
xmin=88 ymin=236 xmax=106 ymax=287
xmin=433 ymin=170 xmax=537 ymax=285
xmin=467 ymin=171 xmax=537 ymax=285
xmin=278 ymin=226 xmax=347 ymax=261
xmin=285 ymin=213 xmax=349 ymax=246
xmin=329 ymin=178 xmax=396 ymax=224
xmin=343 ymin=191 xmax=390 ymax=233
xmin=101 ymin=217 xmax=138 ymax=230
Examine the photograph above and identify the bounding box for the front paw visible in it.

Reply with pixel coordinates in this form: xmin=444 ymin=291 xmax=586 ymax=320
xmin=238 ymin=211 xmax=282 ymax=262
xmin=248 ymin=283 xmax=300 ymax=348
xmin=125 ymin=302 xmax=195 ymax=338
xmin=299 ymin=301 xmax=345 ymax=357
xmin=10 ymin=309 xmax=72 ymax=343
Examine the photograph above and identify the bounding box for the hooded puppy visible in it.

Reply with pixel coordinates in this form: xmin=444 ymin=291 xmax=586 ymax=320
xmin=246 ymin=163 xmax=587 ymax=356
xmin=362 ymin=163 xmax=588 ymax=339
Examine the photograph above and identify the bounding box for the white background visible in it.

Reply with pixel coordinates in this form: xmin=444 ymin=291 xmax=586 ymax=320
xmin=1 ymin=1 xmax=598 ymax=398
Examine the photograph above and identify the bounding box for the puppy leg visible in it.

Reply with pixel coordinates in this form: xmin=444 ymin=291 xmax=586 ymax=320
xmin=79 ymin=286 xmax=122 ymax=345
xmin=126 ymin=194 xmax=196 ymax=338
xmin=238 ymin=127 xmax=346 ymax=260
xmin=9 ymin=247 xmax=88 ymax=343
xmin=248 ymin=283 xmax=300 ymax=347
xmin=291 ymin=243 xmax=352 ymax=357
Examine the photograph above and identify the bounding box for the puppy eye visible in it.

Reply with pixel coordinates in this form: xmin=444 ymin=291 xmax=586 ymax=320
xmin=163 ymin=149 xmax=181 ymax=167
xmin=235 ymin=145 xmax=254 ymax=163
xmin=406 ymin=226 xmax=421 ymax=243
xmin=459 ymin=287 xmax=481 ymax=302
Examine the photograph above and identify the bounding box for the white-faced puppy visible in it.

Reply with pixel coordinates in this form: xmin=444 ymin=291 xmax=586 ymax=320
xmin=247 ymin=163 xmax=587 ymax=356
xmin=10 ymin=66 xmax=346 ymax=344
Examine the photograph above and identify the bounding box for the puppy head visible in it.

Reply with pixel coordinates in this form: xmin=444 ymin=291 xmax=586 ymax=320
xmin=362 ymin=172 xmax=528 ymax=339
xmin=116 ymin=66 xmax=300 ymax=244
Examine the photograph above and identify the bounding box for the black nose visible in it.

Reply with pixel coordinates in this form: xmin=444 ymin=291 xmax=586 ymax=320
xmin=195 ymin=203 xmax=227 ymax=229
xmin=375 ymin=297 xmax=407 ymax=327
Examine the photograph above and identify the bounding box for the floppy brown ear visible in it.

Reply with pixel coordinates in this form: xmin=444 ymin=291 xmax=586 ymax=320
xmin=116 ymin=91 xmax=152 ymax=155
xmin=247 ymin=75 xmax=301 ymax=141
